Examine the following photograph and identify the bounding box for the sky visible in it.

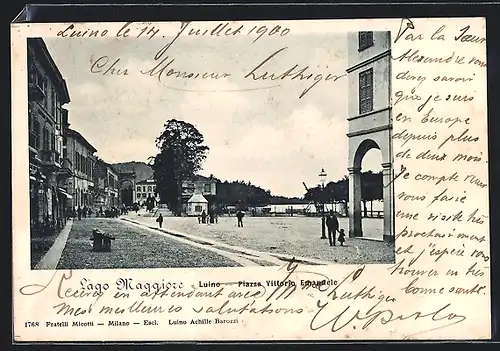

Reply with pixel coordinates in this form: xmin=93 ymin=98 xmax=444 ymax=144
xmin=44 ymin=27 xmax=382 ymax=197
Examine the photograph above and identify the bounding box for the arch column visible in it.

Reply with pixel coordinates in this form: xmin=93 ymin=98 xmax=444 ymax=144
xmin=348 ymin=166 xmax=362 ymax=238
xmin=382 ymin=162 xmax=394 ymax=242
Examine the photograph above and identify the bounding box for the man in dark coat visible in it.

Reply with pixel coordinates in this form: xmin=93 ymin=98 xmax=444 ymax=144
xmin=236 ymin=210 xmax=245 ymax=227
xmin=326 ymin=210 xmax=339 ymax=247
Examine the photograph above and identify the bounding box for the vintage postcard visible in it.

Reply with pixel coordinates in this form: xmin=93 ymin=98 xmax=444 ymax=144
xmin=11 ymin=18 xmax=490 ymax=342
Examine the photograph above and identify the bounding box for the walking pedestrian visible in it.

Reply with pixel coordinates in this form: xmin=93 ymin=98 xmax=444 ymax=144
xmin=201 ymin=210 xmax=207 ymax=224
xmin=156 ymin=213 xmax=163 ymax=229
xmin=77 ymin=206 xmax=82 ymax=220
xmin=338 ymin=229 xmax=346 ymax=246
xmin=326 ymin=210 xmax=339 ymax=247
xmin=236 ymin=210 xmax=245 ymax=228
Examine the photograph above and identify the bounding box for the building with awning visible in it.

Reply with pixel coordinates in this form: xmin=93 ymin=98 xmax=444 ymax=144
xmin=28 ymin=38 xmax=71 ymax=234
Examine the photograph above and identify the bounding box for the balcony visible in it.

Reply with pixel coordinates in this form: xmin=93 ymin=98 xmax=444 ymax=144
xmin=40 ymin=149 xmax=61 ymax=170
xmin=28 ymin=83 xmax=45 ymax=102
xmin=58 ymin=157 xmax=73 ymax=177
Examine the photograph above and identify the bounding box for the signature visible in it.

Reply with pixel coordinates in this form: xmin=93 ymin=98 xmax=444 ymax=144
xmin=310 ymin=298 xmax=466 ymax=335
xmin=275 ymin=258 xmax=467 ymax=336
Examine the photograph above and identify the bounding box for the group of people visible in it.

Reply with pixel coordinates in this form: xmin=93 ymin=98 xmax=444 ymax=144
xmin=198 ymin=210 xmax=218 ymax=225
xmin=326 ymin=210 xmax=346 ymax=247
xmin=70 ymin=206 xmax=122 ymax=220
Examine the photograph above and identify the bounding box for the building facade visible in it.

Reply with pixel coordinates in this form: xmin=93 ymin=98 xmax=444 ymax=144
xmin=28 ymin=38 xmax=72 ymax=233
xmin=346 ymin=31 xmax=394 ymax=242
xmin=93 ymin=159 xmax=119 ymax=209
xmin=66 ymin=129 xmax=97 ymax=210
xmin=181 ymin=175 xmax=217 ymax=212
xmin=135 ymin=179 xmax=159 ymax=205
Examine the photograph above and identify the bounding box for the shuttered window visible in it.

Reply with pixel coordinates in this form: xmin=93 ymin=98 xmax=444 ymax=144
xmin=358 ymin=31 xmax=374 ymax=51
xmin=359 ymin=68 xmax=374 ymax=114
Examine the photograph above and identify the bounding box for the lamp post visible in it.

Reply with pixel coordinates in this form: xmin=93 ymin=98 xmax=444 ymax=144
xmin=319 ymin=168 xmax=327 ymax=239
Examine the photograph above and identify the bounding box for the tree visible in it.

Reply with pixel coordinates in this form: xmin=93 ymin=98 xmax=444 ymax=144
xmin=361 ymin=171 xmax=383 ymax=216
xmin=149 ymin=119 xmax=209 ymax=215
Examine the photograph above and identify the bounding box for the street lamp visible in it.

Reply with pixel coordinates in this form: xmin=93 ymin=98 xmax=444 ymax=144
xmin=319 ymin=168 xmax=327 ymax=239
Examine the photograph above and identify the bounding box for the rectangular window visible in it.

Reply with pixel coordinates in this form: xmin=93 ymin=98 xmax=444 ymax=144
xmin=359 ymin=68 xmax=374 ymax=114
xmin=358 ymin=31 xmax=374 ymax=51
xmin=28 ymin=110 xmax=35 ymax=149
xmin=204 ymin=184 xmax=211 ymax=193
xmin=52 ymin=88 xmax=57 ymax=116
xmin=43 ymin=127 xmax=50 ymax=150
xmin=195 ymin=205 xmax=202 ymax=212
xmin=36 ymin=73 xmax=49 ymax=109
xmin=57 ymin=105 xmax=62 ymax=127
xmin=34 ymin=120 xmax=40 ymax=149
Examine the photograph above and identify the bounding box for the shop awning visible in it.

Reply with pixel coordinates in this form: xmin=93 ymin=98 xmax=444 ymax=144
xmin=58 ymin=188 xmax=73 ymax=199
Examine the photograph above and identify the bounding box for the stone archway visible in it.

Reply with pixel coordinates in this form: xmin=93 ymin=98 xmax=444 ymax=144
xmin=348 ymin=138 xmax=393 ymax=241
xmin=346 ymin=30 xmax=393 ymax=243
xmin=120 ymin=179 xmax=134 ymax=207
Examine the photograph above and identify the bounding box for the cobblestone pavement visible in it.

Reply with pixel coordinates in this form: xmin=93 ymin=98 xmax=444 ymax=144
xmin=56 ymin=217 xmax=242 ymax=269
xmin=126 ymin=215 xmax=395 ymax=265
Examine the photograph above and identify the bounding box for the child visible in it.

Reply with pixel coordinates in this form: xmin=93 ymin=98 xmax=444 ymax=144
xmin=338 ymin=229 xmax=346 ymax=246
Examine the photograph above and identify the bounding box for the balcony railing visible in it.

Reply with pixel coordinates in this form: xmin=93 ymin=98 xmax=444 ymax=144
xmin=40 ymin=149 xmax=61 ymax=169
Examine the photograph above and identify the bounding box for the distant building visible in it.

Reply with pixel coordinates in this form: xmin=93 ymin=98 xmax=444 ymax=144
xmin=66 ymin=129 xmax=97 ymax=210
xmin=182 ymin=175 xmax=216 ymax=198
xmin=186 ymin=194 xmax=209 ymax=216
xmin=93 ymin=159 xmax=119 ymax=209
xmin=181 ymin=175 xmax=217 ymax=213
xmin=135 ymin=178 xmax=160 ymax=206
xmin=28 ymin=38 xmax=71 ymax=232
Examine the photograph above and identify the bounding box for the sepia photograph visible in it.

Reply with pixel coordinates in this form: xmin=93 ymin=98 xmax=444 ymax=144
xmin=27 ymin=29 xmax=395 ymax=270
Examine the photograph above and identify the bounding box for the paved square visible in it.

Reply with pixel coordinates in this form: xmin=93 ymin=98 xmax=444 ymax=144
xmin=127 ymin=214 xmax=395 ymax=265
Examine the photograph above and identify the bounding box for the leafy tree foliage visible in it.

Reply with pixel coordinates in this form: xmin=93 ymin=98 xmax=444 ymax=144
xmin=150 ymin=119 xmax=209 ymax=215
xmin=303 ymin=172 xmax=382 ymax=215
xmin=213 ymin=180 xmax=272 ymax=210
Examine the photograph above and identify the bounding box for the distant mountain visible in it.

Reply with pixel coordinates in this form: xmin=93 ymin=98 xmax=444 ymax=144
xmin=112 ymin=161 xmax=153 ymax=182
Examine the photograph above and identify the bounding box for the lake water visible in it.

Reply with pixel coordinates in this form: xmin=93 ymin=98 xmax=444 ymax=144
xmin=261 ymin=201 xmax=383 ymax=214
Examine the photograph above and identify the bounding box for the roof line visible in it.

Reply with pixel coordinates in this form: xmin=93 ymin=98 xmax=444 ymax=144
xmin=67 ymin=128 xmax=97 ymax=153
